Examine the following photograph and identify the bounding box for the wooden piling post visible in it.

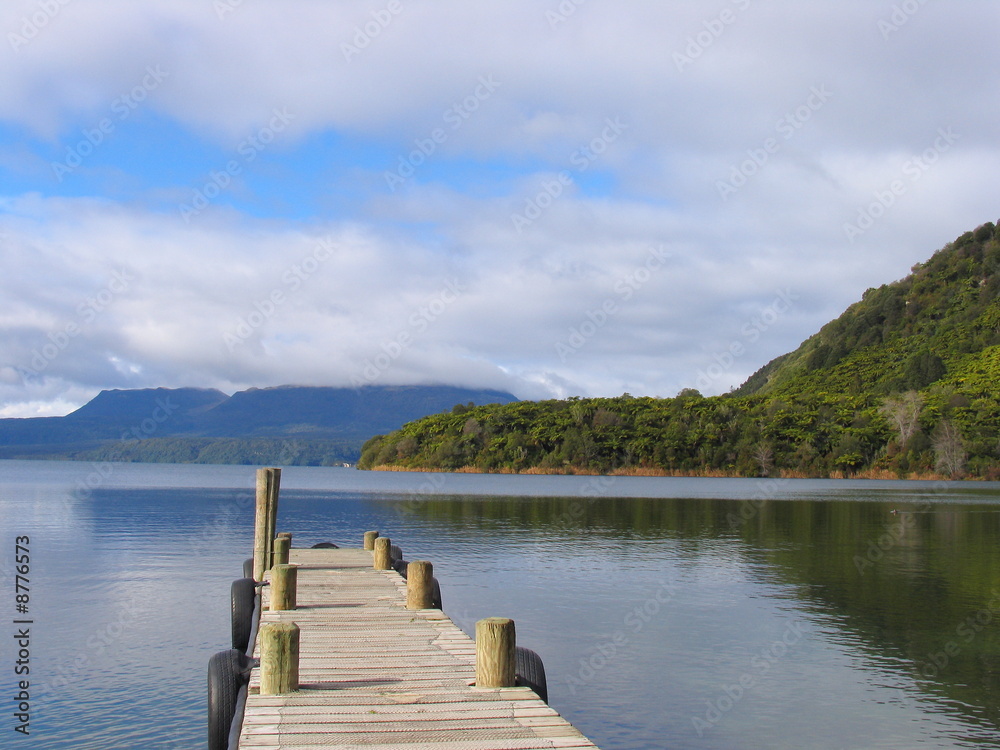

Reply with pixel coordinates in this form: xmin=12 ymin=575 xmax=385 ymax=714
xmin=273 ymin=536 xmax=291 ymax=567
xmin=363 ymin=530 xmax=379 ymax=550
xmin=270 ymin=564 xmax=298 ymax=611
xmin=253 ymin=468 xmax=283 ymax=579
xmin=252 ymin=468 xmax=272 ymax=580
xmin=373 ymin=537 xmax=392 ymax=570
xmin=265 ymin=468 xmax=281 ymax=569
xmin=406 ymin=561 xmax=435 ymax=609
xmin=259 ymin=622 xmax=299 ymax=694
xmin=476 ymin=618 xmax=516 ymax=688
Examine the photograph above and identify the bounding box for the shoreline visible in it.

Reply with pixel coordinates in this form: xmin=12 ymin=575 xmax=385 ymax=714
xmin=366 ymin=464 xmax=971 ymax=481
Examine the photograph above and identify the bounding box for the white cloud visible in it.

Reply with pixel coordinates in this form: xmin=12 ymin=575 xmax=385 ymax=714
xmin=0 ymin=0 xmax=998 ymax=416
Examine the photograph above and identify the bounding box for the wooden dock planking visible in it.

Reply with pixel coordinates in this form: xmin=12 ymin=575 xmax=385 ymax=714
xmin=238 ymin=548 xmax=600 ymax=749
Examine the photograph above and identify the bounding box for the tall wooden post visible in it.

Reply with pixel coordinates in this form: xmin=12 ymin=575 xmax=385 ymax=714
xmin=252 ymin=468 xmax=272 ymax=581
xmin=406 ymin=561 xmax=434 ymax=609
xmin=271 ymin=564 xmax=297 ymax=611
xmin=476 ymin=618 xmax=516 ymax=688
xmin=363 ymin=531 xmax=379 ymax=550
xmin=265 ymin=467 xmax=281 ymax=569
xmin=253 ymin=468 xmax=282 ymax=579
xmin=259 ymin=622 xmax=299 ymax=694
xmin=373 ymin=537 xmax=392 ymax=570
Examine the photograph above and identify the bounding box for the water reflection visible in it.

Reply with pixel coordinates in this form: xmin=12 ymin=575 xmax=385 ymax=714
xmin=389 ymin=492 xmax=1000 ymax=747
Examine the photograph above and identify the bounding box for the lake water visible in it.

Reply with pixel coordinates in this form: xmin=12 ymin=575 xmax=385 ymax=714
xmin=2 ymin=460 xmax=1000 ymax=749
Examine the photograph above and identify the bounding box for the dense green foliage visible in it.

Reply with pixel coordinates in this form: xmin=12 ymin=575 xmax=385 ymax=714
xmin=78 ymin=437 xmax=358 ymax=466
xmin=360 ymin=222 xmax=1000 ymax=478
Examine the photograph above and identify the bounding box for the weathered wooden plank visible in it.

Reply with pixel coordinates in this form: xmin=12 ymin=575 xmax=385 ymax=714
xmin=244 ymin=690 xmax=548 ymax=707
xmin=239 ymin=734 xmax=596 ymax=750
xmin=242 ymin=718 xmax=549 ymax=734
xmin=239 ymin=739 xmax=596 ymax=750
xmin=242 ymin=706 xmax=558 ymax=721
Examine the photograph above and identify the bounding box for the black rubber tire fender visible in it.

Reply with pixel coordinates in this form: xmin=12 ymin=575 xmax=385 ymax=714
xmin=515 ymin=646 xmax=548 ymax=703
xmin=207 ymin=648 xmax=253 ymax=750
xmin=231 ymin=578 xmax=256 ymax=653
xmin=393 ymin=558 xmax=409 ymax=578
xmin=242 ymin=557 xmax=254 ymax=579
xmin=311 ymin=542 xmax=339 ymax=548
xmin=430 ymin=576 xmax=442 ymax=609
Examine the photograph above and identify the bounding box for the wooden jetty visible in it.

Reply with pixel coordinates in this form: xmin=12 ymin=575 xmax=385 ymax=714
xmin=207 ymin=468 xmax=601 ymax=748
xmin=237 ymin=546 xmax=600 ymax=749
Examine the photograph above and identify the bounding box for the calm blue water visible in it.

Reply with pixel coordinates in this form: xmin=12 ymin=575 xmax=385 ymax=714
xmin=2 ymin=460 xmax=1000 ymax=749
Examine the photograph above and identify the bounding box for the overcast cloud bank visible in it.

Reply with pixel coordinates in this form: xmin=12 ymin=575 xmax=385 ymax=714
xmin=1 ymin=1 xmax=997 ymax=416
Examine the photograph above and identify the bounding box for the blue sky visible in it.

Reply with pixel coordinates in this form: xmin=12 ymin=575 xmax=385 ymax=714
xmin=1 ymin=0 xmax=998 ymax=417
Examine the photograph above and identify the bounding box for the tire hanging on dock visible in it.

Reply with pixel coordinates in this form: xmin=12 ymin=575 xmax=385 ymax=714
xmin=515 ymin=646 xmax=548 ymax=703
xmin=242 ymin=557 xmax=254 ymax=579
xmin=231 ymin=577 xmax=256 ymax=653
xmin=207 ymin=649 xmax=255 ymax=750
xmin=431 ymin=576 xmax=442 ymax=609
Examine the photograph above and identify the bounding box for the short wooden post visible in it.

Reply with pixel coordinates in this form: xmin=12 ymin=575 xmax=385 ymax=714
xmin=265 ymin=467 xmax=281 ymax=569
xmin=252 ymin=468 xmax=272 ymax=580
xmin=277 ymin=531 xmax=292 ymax=543
xmin=273 ymin=536 xmax=291 ymax=567
xmin=406 ymin=561 xmax=434 ymax=609
xmin=270 ymin=564 xmax=297 ymax=611
xmin=476 ymin=618 xmax=516 ymax=688
xmin=373 ymin=537 xmax=392 ymax=570
xmin=259 ymin=622 xmax=299 ymax=694
xmin=363 ymin=530 xmax=379 ymax=550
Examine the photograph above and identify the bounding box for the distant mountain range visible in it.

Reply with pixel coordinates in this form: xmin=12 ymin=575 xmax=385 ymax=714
xmin=0 ymin=385 xmax=517 ymax=465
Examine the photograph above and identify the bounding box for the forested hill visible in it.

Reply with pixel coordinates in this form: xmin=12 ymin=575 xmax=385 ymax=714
xmin=736 ymin=221 xmax=1000 ymax=398
xmin=359 ymin=221 xmax=1000 ymax=479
